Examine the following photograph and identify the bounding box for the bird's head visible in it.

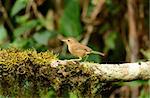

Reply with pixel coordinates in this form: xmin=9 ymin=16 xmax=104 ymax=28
xmin=61 ymin=37 xmax=78 ymax=45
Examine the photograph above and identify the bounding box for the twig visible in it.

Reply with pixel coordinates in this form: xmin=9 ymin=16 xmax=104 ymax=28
xmin=0 ymin=1 xmax=14 ymax=32
xmin=90 ymin=0 xmax=105 ymax=21
xmin=81 ymin=0 xmax=89 ymax=19
xmin=81 ymin=24 xmax=93 ymax=45
xmin=81 ymin=0 xmax=105 ymax=45
xmin=25 ymin=0 xmax=33 ymax=14
xmin=31 ymin=0 xmax=44 ymax=20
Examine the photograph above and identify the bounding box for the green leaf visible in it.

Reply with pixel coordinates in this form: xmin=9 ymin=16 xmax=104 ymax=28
xmin=86 ymin=44 xmax=102 ymax=63
xmin=86 ymin=1 xmax=94 ymax=17
xmin=99 ymin=23 xmax=110 ymax=34
xmin=10 ymin=38 xmax=29 ymax=48
xmin=87 ymin=54 xmax=101 ymax=63
xmin=105 ymin=0 xmax=121 ymax=15
xmin=59 ymin=0 xmax=82 ymax=37
xmin=33 ymin=31 xmax=52 ymax=45
xmin=140 ymin=49 xmax=150 ymax=59
xmin=11 ymin=0 xmax=28 ymax=17
xmin=0 ymin=25 xmax=7 ymax=44
xmin=16 ymin=14 xmax=30 ymax=24
xmin=14 ymin=20 xmax=39 ymax=37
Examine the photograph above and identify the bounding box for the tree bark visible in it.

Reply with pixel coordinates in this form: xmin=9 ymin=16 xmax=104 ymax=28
xmin=127 ymin=0 xmax=139 ymax=62
xmin=52 ymin=60 xmax=150 ymax=81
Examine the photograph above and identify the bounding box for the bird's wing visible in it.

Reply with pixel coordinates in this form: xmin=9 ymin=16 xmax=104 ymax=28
xmin=73 ymin=44 xmax=92 ymax=52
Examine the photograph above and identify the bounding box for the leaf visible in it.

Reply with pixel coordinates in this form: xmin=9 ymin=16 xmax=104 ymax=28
xmin=11 ymin=0 xmax=28 ymax=17
xmin=99 ymin=23 xmax=110 ymax=34
xmin=86 ymin=3 xmax=94 ymax=17
xmin=14 ymin=20 xmax=39 ymax=37
xmin=86 ymin=44 xmax=102 ymax=63
xmin=140 ymin=49 xmax=150 ymax=59
xmin=45 ymin=10 xmax=54 ymax=31
xmin=15 ymin=14 xmax=30 ymax=24
xmin=10 ymin=38 xmax=29 ymax=48
xmin=33 ymin=31 xmax=52 ymax=45
xmin=105 ymin=0 xmax=121 ymax=15
xmin=0 ymin=25 xmax=7 ymax=44
xmin=59 ymin=0 xmax=82 ymax=37
xmin=87 ymin=54 xmax=101 ymax=63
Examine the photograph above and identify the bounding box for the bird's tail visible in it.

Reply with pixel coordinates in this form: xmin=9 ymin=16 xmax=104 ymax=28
xmin=91 ymin=51 xmax=105 ymax=56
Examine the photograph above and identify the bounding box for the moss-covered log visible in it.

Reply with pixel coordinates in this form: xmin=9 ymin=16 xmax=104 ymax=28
xmin=0 ymin=48 xmax=149 ymax=97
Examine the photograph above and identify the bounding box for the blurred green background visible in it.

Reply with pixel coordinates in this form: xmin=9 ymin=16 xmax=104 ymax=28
xmin=0 ymin=0 xmax=149 ymax=97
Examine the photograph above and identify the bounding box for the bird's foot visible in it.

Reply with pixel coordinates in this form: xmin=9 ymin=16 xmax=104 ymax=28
xmin=66 ymin=58 xmax=82 ymax=62
xmin=83 ymin=55 xmax=89 ymax=62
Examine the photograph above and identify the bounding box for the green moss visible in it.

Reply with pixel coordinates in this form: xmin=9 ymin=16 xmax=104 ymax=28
xmin=0 ymin=48 xmax=106 ymax=97
xmin=0 ymin=48 xmax=57 ymax=66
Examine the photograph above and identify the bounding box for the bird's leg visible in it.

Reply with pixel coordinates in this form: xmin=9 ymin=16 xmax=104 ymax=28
xmin=66 ymin=57 xmax=82 ymax=62
xmin=84 ymin=55 xmax=89 ymax=62
xmin=72 ymin=57 xmax=82 ymax=61
xmin=78 ymin=57 xmax=82 ymax=61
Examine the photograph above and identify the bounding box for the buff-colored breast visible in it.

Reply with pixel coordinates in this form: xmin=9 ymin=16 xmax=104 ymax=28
xmin=68 ymin=43 xmax=92 ymax=58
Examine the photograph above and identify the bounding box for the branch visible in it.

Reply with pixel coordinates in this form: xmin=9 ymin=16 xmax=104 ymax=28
xmin=81 ymin=0 xmax=105 ymax=45
xmin=0 ymin=49 xmax=149 ymax=97
xmin=85 ymin=61 xmax=150 ymax=81
xmin=0 ymin=1 xmax=14 ymax=32
xmin=51 ymin=60 xmax=150 ymax=81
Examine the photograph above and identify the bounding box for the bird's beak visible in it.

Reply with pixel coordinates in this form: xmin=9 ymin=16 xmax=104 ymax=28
xmin=61 ymin=39 xmax=67 ymax=42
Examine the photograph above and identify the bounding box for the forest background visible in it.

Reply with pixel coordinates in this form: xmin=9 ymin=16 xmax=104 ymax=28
xmin=0 ymin=0 xmax=149 ymax=98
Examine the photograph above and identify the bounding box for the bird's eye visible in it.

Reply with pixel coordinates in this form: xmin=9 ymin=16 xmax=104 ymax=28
xmin=68 ymin=40 xmax=70 ymax=42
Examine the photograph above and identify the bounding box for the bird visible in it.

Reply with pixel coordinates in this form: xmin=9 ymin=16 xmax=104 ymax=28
xmin=61 ymin=37 xmax=105 ymax=61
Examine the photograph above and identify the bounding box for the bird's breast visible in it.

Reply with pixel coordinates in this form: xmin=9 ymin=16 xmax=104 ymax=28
xmin=68 ymin=45 xmax=86 ymax=57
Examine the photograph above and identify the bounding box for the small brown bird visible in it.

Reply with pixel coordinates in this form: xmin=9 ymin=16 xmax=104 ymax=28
xmin=62 ymin=37 xmax=105 ymax=60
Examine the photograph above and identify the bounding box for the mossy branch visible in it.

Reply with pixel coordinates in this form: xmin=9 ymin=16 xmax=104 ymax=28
xmin=51 ymin=60 xmax=150 ymax=81
xmin=0 ymin=49 xmax=149 ymax=97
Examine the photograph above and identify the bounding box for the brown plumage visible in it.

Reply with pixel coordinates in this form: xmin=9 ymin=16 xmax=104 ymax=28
xmin=62 ymin=37 xmax=104 ymax=60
